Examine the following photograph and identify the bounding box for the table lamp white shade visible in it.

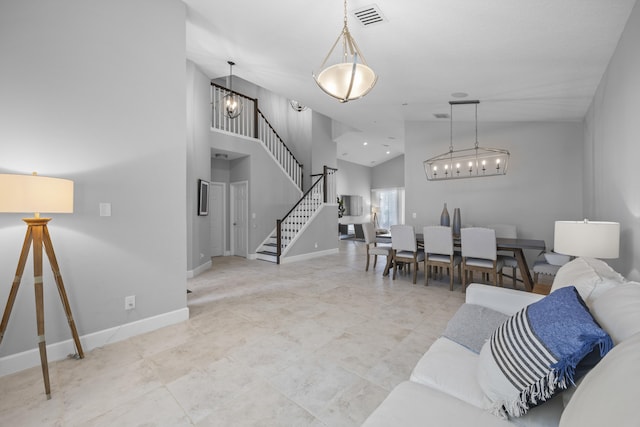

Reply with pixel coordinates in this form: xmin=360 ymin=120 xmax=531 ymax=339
xmin=0 ymin=173 xmax=74 ymax=215
xmin=554 ymin=220 xmax=620 ymax=259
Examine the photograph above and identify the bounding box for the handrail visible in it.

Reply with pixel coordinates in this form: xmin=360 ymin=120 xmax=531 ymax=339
xmin=257 ymin=109 xmax=302 ymax=174
xmin=275 ymin=166 xmax=337 ymax=263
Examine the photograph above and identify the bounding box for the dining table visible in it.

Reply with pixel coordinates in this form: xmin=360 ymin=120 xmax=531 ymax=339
xmin=376 ymin=233 xmax=546 ymax=292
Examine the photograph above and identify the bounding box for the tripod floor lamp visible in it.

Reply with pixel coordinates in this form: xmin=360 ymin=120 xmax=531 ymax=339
xmin=0 ymin=172 xmax=84 ymax=399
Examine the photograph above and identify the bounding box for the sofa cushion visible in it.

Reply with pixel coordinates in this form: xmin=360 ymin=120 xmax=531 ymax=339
xmin=361 ymin=381 xmax=516 ymax=427
xmin=411 ymin=337 xmax=491 ymax=409
xmin=590 ymin=282 xmax=640 ymax=345
xmin=477 ymin=286 xmax=613 ymax=418
xmin=559 ymin=332 xmax=640 ymax=427
xmin=442 ymin=304 xmax=509 ymax=353
xmin=551 ymin=258 xmax=624 ymax=304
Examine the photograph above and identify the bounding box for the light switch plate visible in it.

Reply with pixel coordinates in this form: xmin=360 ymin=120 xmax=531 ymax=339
xmin=99 ymin=202 xmax=111 ymax=217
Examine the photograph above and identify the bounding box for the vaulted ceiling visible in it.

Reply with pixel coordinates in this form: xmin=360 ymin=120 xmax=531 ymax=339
xmin=184 ymin=0 xmax=636 ymax=166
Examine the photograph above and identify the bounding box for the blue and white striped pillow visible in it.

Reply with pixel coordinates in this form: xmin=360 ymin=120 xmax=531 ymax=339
xmin=477 ymin=286 xmax=613 ymax=418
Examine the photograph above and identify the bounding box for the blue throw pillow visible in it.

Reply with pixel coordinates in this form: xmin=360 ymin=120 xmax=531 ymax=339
xmin=477 ymin=286 xmax=613 ymax=418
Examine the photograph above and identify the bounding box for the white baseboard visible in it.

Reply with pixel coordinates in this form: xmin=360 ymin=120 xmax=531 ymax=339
xmin=0 ymin=307 xmax=189 ymax=378
xmin=281 ymin=248 xmax=339 ymax=264
xmin=187 ymin=259 xmax=212 ymax=278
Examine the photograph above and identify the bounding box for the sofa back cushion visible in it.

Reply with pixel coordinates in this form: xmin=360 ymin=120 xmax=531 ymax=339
xmin=559 ymin=332 xmax=640 ymax=427
xmin=551 ymin=257 xmax=625 ymax=305
xmin=590 ymin=282 xmax=640 ymax=345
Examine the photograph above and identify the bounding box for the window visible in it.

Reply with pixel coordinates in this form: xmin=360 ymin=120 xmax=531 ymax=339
xmin=371 ymin=188 xmax=405 ymax=230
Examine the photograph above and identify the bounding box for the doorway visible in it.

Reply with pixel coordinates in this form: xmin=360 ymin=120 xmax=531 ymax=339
xmin=230 ymin=181 xmax=248 ymax=257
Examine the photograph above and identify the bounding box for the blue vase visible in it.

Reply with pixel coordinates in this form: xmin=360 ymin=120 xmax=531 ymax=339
xmin=440 ymin=203 xmax=450 ymax=226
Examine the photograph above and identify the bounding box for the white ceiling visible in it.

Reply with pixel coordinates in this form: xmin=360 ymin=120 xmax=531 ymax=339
xmin=184 ymin=0 xmax=636 ymax=167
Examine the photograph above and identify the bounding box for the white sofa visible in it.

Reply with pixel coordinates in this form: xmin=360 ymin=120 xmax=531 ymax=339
xmin=362 ymin=257 xmax=640 ymax=427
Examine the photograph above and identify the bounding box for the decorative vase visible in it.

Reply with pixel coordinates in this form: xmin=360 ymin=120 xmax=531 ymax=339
xmin=440 ymin=203 xmax=450 ymax=226
xmin=452 ymin=208 xmax=461 ymax=236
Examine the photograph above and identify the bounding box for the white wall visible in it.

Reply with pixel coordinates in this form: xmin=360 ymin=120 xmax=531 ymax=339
xmin=0 ymin=0 xmax=187 ymax=364
xmin=405 ymin=120 xmax=584 ymax=252
xmin=584 ymin=1 xmax=640 ymax=280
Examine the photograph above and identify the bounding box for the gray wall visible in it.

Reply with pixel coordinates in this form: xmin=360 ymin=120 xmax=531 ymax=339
xmin=187 ymin=60 xmax=215 ymax=271
xmin=584 ymin=0 xmax=640 ymax=280
xmin=372 ymin=155 xmax=405 ymax=189
xmin=336 ymin=160 xmax=373 ymax=223
xmin=0 ymin=0 xmax=187 ymax=356
xmin=404 ymin=121 xmax=584 ymax=252
xmin=312 ymin=112 xmax=338 ymax=176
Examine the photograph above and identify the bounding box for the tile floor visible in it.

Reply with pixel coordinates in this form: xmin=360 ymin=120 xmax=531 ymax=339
xmin=0 ymin=240 xmax=467 ymax=426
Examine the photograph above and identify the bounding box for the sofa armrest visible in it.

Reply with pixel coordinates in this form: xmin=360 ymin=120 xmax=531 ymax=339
xmin=465 ymin=283 xmax=544 ymax=315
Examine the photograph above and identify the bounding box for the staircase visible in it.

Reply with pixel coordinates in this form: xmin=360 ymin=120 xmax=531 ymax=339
xmin=211 ymin=82 xmax=337 ymax=263
xmin=256 ymin=167 xmax=337 ymax=264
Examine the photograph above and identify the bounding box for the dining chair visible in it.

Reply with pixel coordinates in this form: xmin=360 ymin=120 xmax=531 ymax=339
xmin=362 ymin=222 xmax=392 ymax=274
xmin=460 ymin=227 xmax=504 ymax=291
xmin=487 ymin=224 xmax=519 ymax=288
xmin=423 ymin=225 xmax=461 ymax=291
xmin=390 ymin=225 xmax=425 ymax=284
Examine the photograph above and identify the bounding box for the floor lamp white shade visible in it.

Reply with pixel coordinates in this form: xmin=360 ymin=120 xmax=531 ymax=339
xmin=554 ymin=220 xmax=620 ymax=259
xmin=0 ymin=173 xmax=73 ymax=216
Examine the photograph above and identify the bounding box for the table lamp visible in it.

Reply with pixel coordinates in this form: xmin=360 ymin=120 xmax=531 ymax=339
xmin=0 ymin=172 xmax=84 ymax=399
xmin=554 ymin=220 xmax=620 ymax=259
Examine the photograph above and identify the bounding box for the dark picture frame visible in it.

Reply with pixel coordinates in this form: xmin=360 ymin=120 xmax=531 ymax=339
xmin=198 ymin=179 xmax=209 ymax=216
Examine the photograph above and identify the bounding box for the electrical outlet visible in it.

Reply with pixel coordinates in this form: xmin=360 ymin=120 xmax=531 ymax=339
xmin=125 ymin=295 xmax=135 ymax=310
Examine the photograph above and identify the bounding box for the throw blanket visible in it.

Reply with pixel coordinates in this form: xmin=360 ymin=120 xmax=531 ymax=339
xmin=482 ymin=286 xmax=613 ymax=418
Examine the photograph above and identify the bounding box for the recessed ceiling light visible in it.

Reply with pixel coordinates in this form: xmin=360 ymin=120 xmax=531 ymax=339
xmin=363 ymin=141 xmax=368 ymax=146
xmin=386 ymin=151 xmax=390 ymax=154
xmin=451 ymin=92 xmax=468 ymax=98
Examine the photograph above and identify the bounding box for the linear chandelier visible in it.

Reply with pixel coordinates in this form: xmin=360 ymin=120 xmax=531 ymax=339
xmin=313 ymin=0 xmax=377 ymax=103
xmin=424 ymin=100 xmax=510 ymax=181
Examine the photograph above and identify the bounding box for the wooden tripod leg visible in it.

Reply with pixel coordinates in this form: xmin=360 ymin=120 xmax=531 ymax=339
xmin=42 ymin=225 xmax=84 ymax=359
xmin=32 ymin=225 xmax=52 ymax=399
xmin=0 ymin=226 xmax=33 ymax=346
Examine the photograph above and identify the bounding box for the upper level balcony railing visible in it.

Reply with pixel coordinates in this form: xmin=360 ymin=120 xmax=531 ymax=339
xmin=211 ymin=82 xmax=303 ymax=190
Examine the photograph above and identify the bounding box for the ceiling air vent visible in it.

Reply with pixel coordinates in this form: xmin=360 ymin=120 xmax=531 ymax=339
xmin=434 ymin=113 xmax=450 ymax=119
xmin=353 ymin=4 xmax=386 ymax=27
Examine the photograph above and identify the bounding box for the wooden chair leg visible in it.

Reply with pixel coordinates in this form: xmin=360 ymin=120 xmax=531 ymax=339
xmin=365 ymin=252 xmax=370 ymax=271
xmin=512 ymin=267 xmax=517 ymax=288
xmin=373 ymin=255 xmax=378 ymax=268
xmin=425 ymin=261 xmax=429 ymax=286
xmin=449 ymin=263 xmax=454 ymax=291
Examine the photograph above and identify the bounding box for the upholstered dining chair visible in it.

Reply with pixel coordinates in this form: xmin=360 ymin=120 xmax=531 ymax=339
xmin=460 ymin=227 xmax=504 ymax=291
xmin=362 ymin=222 xmax=392 ymax=274
xmin=423 ymin=225 xmax=462 ymax=291
xmin=390 ymin=225 xmax=425 ymax=284
xmin=487 ymin=224 xmax=519 ymax=288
